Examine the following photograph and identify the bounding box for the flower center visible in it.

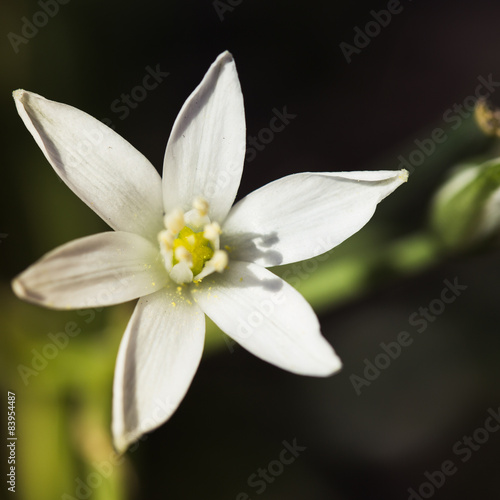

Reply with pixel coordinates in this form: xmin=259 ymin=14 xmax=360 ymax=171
xmin=158 ymin=197 xmax=228 ymax=284
xmin=172 ymin=227 xmax=214 ymax=277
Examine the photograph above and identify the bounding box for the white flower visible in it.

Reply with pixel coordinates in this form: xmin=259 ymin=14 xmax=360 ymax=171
xmin=12 ymin=51 xmax=408 ymax=452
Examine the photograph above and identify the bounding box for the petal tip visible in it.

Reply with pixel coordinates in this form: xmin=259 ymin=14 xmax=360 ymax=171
xmin=11 ymin=275 xmax=52 ymax=308
xmin=12 ymin=89 xmax=25 ymax=102
xmin=216 ymin=50 xmax=234 ymax=64
xmin=11 ymin=276 xmax=26 ymax=300
xmin=285 ymin=351 xmax=343 ymax=378
xmin=325 ymin=357 xmax=343 ymax=376
xmin=399 ymin=169 xmax=410 ymax=183
xmin=112 ymin=432 xmax=130 ymax=455
xmin=112 ymin=416 xmax=136 ymax=455
xmin=312 ymin=351 xmax=343 ymax=377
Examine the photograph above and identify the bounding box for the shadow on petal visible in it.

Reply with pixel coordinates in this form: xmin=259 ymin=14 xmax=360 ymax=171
xmin=221 ymin=230 xmax=284 ymax=267
xmin=118 ymin=312 xmax=140 ymax=436
xmin=168 ymin=65 xmax=219 ymax=143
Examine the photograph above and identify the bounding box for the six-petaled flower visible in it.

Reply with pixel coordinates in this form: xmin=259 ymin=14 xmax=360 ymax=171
xmin=12 ymin=51 xmax=408 ymax=452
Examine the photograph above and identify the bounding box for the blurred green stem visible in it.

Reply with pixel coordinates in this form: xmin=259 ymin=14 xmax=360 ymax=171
xmin=296 ymin=231 xmax=442 ymax=314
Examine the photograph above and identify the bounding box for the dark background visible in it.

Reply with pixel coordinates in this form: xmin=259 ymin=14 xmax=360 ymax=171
xmin=2 ymin=1 xmax=500 ymax=499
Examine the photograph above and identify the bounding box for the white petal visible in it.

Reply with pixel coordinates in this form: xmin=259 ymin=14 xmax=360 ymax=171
xmin=112 ymin=288 xmax=205 ymax=453
xmin=222 ymin=170 xmax=408 ymax=266
xmin=193 ymin=261 xmax=341 ymax=376
xmin=13 ymin=90 xmax=164 ymax=240
xmin=162 ymin=51 xmax=245 ymax=222
xmin=12 ymin=232 xmax=167 ymax=309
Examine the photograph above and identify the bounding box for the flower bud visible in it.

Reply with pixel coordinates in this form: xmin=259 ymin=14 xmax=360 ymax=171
xmin=431 ymin=158 xmax=500 ymax=248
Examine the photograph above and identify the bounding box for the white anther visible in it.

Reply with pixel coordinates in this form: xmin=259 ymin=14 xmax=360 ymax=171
xmin=192 ymin=250 xmax=229 ymax=281
xmin=174 ymin=246 xmax=193 ymax=268
xmin=164 ymin=209 xmax=185 ymax=235
xmin=184 ymin=207 xmax=210 ymax=230
xmin=211 ymin=250 xmax=228 ymax=273
xmin=193 ymin=197 xmax=209 ymax=217
xmin=203 ymin=222 xmax=221 ymax=242
xmin=158 ymin=229 xmax=175 ymax=252
xmin=170 ymin=262 xmax=193 ymax=284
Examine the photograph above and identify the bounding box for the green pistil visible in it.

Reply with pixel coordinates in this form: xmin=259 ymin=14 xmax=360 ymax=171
xmin=173 ymin=226 xmax=214 ymax=276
